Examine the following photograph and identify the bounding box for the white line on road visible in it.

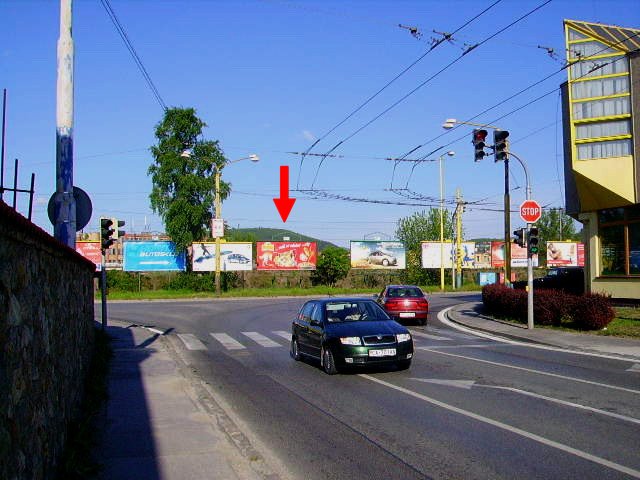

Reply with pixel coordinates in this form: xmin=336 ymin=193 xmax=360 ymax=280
xmin=418 ymin=347 xmax=640 ymax=395
xmin=273 ymin=331 xmax=292 ymax=341
xmin=210 ymin=333 xmax=246 ymax=350
xmin=408 ymin=330 xmax=453 ymax=341
xmin=360 ymin=374 xmax=640 ymax=479
xmin=242 ymin=332 xmax=282 ymax=348
xmin=176 ymin=333 xmax=207 ymax=351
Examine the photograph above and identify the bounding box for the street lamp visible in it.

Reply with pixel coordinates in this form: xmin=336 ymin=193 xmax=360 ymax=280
xmin=181 ymin=150 xmax=259 ymax=297
xmin=439 ymin=151 xmax=455 ymax=291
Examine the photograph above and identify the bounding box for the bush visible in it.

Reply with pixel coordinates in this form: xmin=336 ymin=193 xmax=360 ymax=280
xmin=571 ymin=293 xmax=615 ymax=330
xmin=167 ymin=272 xmax=216 ymax=292
xmin=106 ymin=270 xmax=138 ymax=292
xmin=482 ymin=284 xmax=526 ymax=321
xmin=533 ymin=289 xmax=576 ymax=326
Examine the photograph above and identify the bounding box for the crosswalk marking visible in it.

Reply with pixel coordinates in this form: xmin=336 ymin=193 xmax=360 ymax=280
xmin=273 ymin=330 xmax=291 ymax=341
xmin=210 ymin=333 xmax=246 ymax=350
xmin=177 ymin=333 xmax=207 ymax=350
xmin=242 ymin=331 xmax=282 ymax=348
xmin=410 ymin=330 xmax=452 ymax=341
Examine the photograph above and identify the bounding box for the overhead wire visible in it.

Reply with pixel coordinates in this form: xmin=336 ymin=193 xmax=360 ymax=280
xmin=296 ymin=0 xmax=503 ymax=187
xmin=308 ymin=0 xmax=553 ymax=189
xmin=100 ymin=0 xmax=167 ymax=111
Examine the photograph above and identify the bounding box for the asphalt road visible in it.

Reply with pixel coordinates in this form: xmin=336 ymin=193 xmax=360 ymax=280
xmin=107 ymin=293 xmax=640 ymax=480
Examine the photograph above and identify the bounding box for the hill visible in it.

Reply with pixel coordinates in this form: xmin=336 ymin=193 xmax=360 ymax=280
xmin=227 ymin=227 xmax=341 ymax=251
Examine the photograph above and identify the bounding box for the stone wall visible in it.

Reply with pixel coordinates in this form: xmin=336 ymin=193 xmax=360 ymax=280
xmin=0 ymin=200 xmax=96 ymax=480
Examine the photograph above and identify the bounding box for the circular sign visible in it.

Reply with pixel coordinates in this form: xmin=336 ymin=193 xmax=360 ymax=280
xmin=48 ymin=186 xmax=93 ymax=231
xmin=520 ymin=199 xmax=541 ymax=223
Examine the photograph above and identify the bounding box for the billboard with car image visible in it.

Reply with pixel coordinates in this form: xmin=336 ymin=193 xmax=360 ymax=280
xmin=350 ymin=241 xmax=406 ymax=269
xmin=192 ymin=242 xmax=253 ymax=271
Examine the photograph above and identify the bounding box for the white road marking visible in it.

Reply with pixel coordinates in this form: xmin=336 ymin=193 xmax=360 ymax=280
xmin=210 ymin=333 xmax=246 ymax=350
xmin=176 ymin=333 xmax=207 ymax=350
xmin=360 ymin=374 xmax=640 ymax=479
xmin=418 ymin=347 xmax=640 ymax=395
xmin=242 ymin=332 xmax=282 ymax=348
xmin=427 ymin=344 xmax=502 ymax=349
xmin=273 ymin=331 xmax=292 ymax=341
xmin=409 ymin=330 xmax=452 ymax=341
xmin=438 ymin=306 xmax=639 ymax=363
xmin=627 ymin=364 xmax=640 ymax=373
xmin=411 ymin=378 xmax=640 ymax=426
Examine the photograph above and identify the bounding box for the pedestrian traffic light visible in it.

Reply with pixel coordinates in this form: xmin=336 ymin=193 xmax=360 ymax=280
xmin=513 ymin=228 xmax=526 ymax=248
xmin=494 ymin=130 xmax=510 ymax=161
xmin=528 ymin=226 xmax=539 ymax=255
xmin=111 ymin=218 xmax=126 ymax=239
xmin=100 ymin=217 xmax=114 ymax=251
xmin=472 ymin=129 xmax=488 ymax=161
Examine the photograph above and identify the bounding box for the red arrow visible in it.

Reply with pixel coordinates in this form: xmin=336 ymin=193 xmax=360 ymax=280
xmin=273 ymin=165 xmax=296 ymax=222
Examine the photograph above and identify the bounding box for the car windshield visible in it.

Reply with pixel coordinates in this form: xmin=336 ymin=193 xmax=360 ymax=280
xmin=325 ymin=301 xmax=388 ymax=323
xmin=387 ymin=287 xmax=422 ymax=298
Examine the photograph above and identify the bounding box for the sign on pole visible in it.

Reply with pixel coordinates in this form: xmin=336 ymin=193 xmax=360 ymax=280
xmin=519 ymin=200 xmax=542 ymax=223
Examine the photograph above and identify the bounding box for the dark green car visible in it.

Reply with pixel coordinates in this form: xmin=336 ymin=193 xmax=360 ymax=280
xmin=291 ymin=298 xmax=414 ymax=375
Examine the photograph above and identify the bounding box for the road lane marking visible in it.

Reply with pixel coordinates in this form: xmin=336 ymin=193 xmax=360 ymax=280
xmin=628 ymin=364 xmax=640 ymax=373
xmin=411 ymin=378 xmax=640 ymax=426
xmin=242 ymin=332 xmax=282 ymax=348
xmin=177 ymin=333 xmax=207 ymax=350
xmin=273 ymin=331 xmax=292 ymax=341
xmin=360 ymin=374 xmax=640 ymax=479
xmin=418 ymin=347 xmax=640 ymax=395
xmin=409 ymin=330 xmax=453 ymax=341
xmin=439 ymin=306 xmax=639 ymax=363
xmin=210 ymin=333 xmax=246 ymax=350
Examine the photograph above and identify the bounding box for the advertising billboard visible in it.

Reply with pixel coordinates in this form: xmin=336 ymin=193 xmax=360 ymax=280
xmin=491 ymin=241 xmax=538 ymax=268
xmin=192 ymin=242 xmax=253 ymax=271
xmin=421 ymin=241 xmax=491 ymax=269
xmin=421 ymin=241 xmax=453 ymax=269
xmin=256 ymin=242 xmax=316 ymax=270
xmin=547 ymin=241 xmax=584 ymax=267
xmin=123 ymin=241 xmax=186 ymax=272
xmin=76 ymin=241 xmax=101 ymax=271
xmin=350 ymin=241 xmax=406 ymax=269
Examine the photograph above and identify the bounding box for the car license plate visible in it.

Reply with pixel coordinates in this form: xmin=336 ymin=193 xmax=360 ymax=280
xmin=399 ymin=312 xmax=415 ymax=318
xmin=369 ymin=348 xmax=396 ymax=357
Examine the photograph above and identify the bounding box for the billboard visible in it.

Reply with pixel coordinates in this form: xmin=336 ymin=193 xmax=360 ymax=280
xmin=421 ymin=241 xmax=486 ymax=269
xmin=76 ymin=241 xmax=101 ymax=271
xmin=192 ymin=242 xmax=253 ymax=271
xmin=123 ymin=241 xmax=186 ymax=272
xmin=350 ymin=241 xmax=406 ymax=269
xmin=256 ymin=242 xmax=316 ymax=270
xmin=547 ymin=242 xmax=585 ymax=267
xmin=421 ymin=241 xmax=454 ymax=269
xmin=491 ymin=241 xmax=538 ymax=268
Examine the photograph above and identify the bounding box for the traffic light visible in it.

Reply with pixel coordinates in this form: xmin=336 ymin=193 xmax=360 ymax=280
xmin=100 ymin=217 xmax=114 ymax=251
xmin=472 ymin=129 xmax=488 ymax=161
xmin=513 ymin=228 xmax=526 ymax=248
xmin=111 ymin=218 xmax=126 ymax=239
xmin=528 ymin=226 xmax=539 ymax=255
xmin=494 ymin=130 xmax=510 ymax=161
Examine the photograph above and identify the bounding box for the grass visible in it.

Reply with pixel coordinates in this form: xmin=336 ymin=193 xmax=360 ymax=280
xmin=597 ymin=307 xmax=640 ymax=338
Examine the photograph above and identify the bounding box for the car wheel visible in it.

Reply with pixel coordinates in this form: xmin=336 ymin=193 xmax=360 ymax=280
xmin=397 ymin=359 xmax=411 ymax=370
xmin=291 ymin=337 xmax=301 ymax=361
xmin=419 ymin=317 xmax=427 ymax=326
xmin=382 ymin=259 xmax=389 ymax=266
xmin=322 ymin=346 xmax=338 ymax=375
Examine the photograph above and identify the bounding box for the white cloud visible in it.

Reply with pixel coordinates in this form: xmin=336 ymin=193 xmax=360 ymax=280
xmin=302 ymin=130 xmax=316 ymax=142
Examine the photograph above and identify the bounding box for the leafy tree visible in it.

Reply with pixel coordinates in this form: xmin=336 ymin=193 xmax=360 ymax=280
xmin=311 ymin=246 xmax=350 ymax=287
xmin=395 ymin=209 xmax=454 ymax=286
xmin=535 ymin=208 xmax=580 ymax=264
xmin=148 ymin=108 xmax=229 ymax=262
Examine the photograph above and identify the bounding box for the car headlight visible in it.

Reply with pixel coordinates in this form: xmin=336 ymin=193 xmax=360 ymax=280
xmin=340 ymin=336 xmax=362 ymax=345
xmin=396 ymin=333 xmax=411 ymax=343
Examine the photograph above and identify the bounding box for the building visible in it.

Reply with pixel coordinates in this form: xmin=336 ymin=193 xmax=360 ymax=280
xmin=562 ymin=19 xmax=640 ymax=300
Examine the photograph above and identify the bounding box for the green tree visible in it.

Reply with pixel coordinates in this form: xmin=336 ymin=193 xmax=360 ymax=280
xmin=148 ymin=107 xmax=229 ymax=262
xmin=311 ymin=246 xmax=350 ymax=287
xmin=535 ymin=208 xmax=580 ymax=264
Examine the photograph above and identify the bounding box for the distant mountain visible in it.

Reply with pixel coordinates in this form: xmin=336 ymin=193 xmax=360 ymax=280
xmin=227 ymin=227 xmax=341 ymax=251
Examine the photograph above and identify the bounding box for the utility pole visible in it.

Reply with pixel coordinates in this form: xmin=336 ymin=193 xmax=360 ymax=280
xmin=455 ymin=189 xmax=464 ymax=288
xmin=54 ymin=0 xmax=76 ymax=248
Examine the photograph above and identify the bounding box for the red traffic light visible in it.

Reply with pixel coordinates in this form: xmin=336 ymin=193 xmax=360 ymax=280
xmin=473 ymin=129 xmax=488 ymax=143
xmin=472 ymin=129 xmax=488 ymax=161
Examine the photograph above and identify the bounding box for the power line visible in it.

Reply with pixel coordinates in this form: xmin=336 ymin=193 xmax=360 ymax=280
xmin=307 ymin=0 xmax=552 ymax=189
xmin=100 ymin=0 xmax=167 ymax=110
xmin=296 ymin=0 xmax=503 ymax=187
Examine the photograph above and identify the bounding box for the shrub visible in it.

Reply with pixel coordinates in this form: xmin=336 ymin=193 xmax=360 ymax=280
xmin=571 ymin=293 xmax=615 ymax=330
xmin=481 ymin=284 xmax=526 ymax=322
xmin=167 ymin=272 xmax=216 ymax=292
xmin=533 ymin=289 xmax=576 ymax=326
xmin=106 ymin=270 xmax=138 ymax=292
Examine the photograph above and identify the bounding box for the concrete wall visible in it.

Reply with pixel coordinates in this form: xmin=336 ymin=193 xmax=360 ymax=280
xmin=0 ymin=200 xmax=96 ymax=480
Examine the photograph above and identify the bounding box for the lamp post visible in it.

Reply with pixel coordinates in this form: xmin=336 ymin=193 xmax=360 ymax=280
xmin=182 ymin=150 xmax=259 ymax=297
xmin=439 ymin=151 xmax=455 ymax=291
xmin=442 ymin=118 xmax=511 ymax=285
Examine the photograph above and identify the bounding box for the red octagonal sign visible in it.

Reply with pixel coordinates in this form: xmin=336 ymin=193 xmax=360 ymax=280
xmin=520 ymin=200 xmax=542 ymax=223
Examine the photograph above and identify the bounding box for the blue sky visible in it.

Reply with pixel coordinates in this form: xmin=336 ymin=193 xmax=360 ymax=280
xmin=2 ymin=0 xmax=639 ymax=247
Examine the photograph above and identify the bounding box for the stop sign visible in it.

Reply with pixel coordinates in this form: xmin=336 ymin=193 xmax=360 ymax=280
xmin=520 ymin=200 xmax=542 ymax=223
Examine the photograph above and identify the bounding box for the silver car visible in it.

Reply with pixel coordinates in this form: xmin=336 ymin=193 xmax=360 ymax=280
xmin=367 ymin=250 xmax=397 ymax=267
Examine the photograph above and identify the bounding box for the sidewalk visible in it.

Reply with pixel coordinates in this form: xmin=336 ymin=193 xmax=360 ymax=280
xmin=93 ymin=320 xmax=282 ymax=480
xmin=446 ymin=301 xmax=640 ymax=362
